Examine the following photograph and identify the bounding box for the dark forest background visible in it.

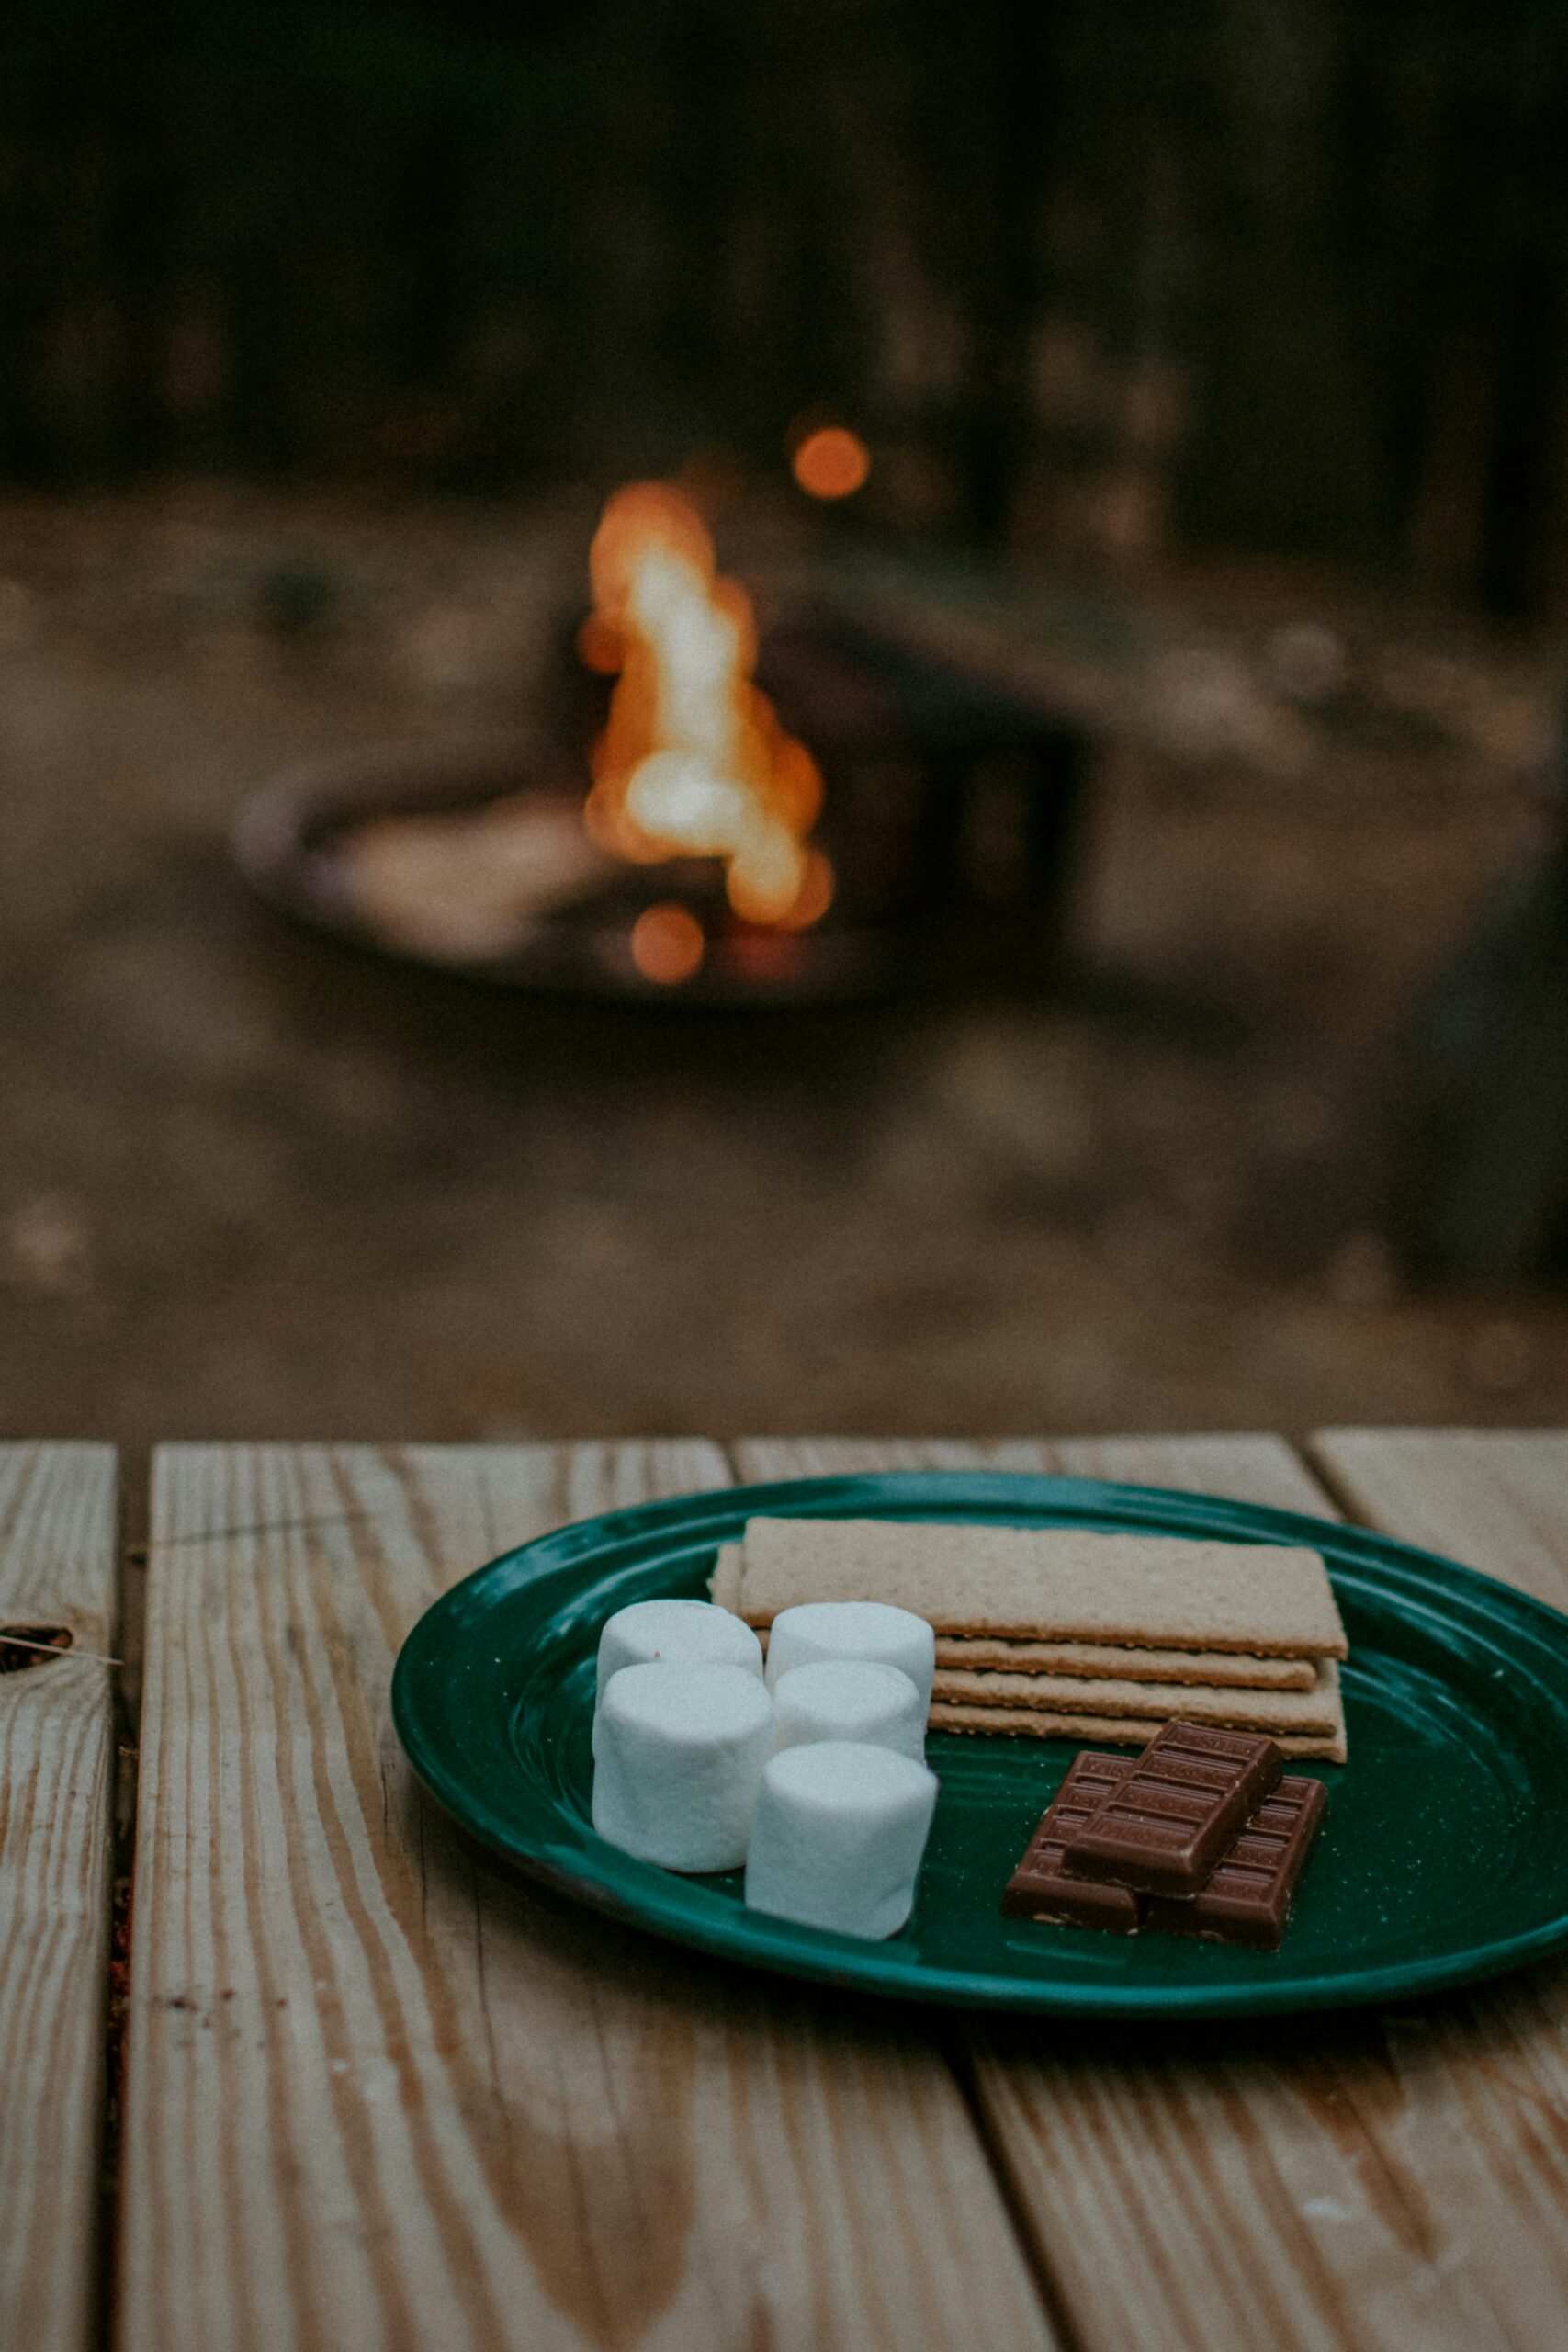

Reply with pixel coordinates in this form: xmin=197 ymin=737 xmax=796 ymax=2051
xmin=3 ymin=1 xmax=1567 ymax=615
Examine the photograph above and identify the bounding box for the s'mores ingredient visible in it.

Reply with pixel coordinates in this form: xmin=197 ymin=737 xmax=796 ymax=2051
xmin=931 ymin=1657 xmax=1342 ymax=1736
xmin=932 ymin=1635 xmax=1316 ymax=1690
xmin=772 ymin=1659 xmax=926 ymax=1762
xmin=1003 ymin=1746 xmax=1330 ymax=1950
xmin=763 ymin=1599 xmax=936 ymax=1709
xmin=714 ymin=1540 xmax=1315 ymax=1686
xmin=1002 ymin=1754 xmax=1140 ymax=1932
xmin=1060 ymin=1722 xmax=1284 ymax=1895
xmin=743 ymin=1740 xmax=939 ymax=1939
xmin=709 ymin=1544 xmax=744 ymax=1613
xmin=1144 ymin=1774 xmax=1328 ymax=1949
xmin=591 ymin=1661 xmax=773 ymax=1872
xmin=738 ymin=1519 xmax=1347 ymax=1657
xmin=595 ymin=1597 xmax=762 ymax=1702
xmin=929 ymin=1702 xmax=1347 ymax=1761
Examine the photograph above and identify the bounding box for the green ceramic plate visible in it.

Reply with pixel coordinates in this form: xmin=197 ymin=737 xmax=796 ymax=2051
xmin=391 ymin=1471 xmax=1568 ymax=2015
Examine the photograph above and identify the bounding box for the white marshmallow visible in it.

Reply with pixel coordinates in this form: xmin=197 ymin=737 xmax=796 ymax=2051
xmin=595 ymin=1598 xmax=763 ymax=1703
xmin=772 ymin=1660 xmax=926 ymax=1762
xmin=763 ymin=1600 xmax=935 ymax=1710
xmin=743 ymin=1740 xmax=939 ymax=1939
xmin=592 ymin=1662 xmax=773 ymax=1873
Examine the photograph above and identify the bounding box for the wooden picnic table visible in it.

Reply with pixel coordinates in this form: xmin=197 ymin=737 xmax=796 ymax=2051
xmin=6 ymin=1430 xmax=1568 ymax=2352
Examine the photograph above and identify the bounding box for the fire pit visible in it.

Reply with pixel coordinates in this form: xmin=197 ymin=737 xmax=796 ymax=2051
xmin=235 ymin=488 xmax=1089 ymax=1005
xmin=234 ymin=729 xmax=903 ymax=1004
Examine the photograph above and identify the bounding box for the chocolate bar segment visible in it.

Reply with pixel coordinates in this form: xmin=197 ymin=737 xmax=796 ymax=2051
xmin=1003 ymin=1753 xmax=1141 ymax=1932
xmin=1145 ymin=1774 xmax=1327 ymax=1948
xmin=1060 ymin=1721 xmax=1284 ymax=1895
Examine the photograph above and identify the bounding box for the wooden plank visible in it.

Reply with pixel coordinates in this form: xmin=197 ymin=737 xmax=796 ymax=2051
xmin=739 ymin=1434 xmax=1567 ymax=2352
xmin=119 ymin=1442 xmax=1059 ymax=2352
xmin=0 ymin=1442 xmax=118 ymax=2352
xmin=732 ymin=1430 xmax=1328 ymax=1512
xmin=1312 ymin=1426 xmax=1568 ymax=1612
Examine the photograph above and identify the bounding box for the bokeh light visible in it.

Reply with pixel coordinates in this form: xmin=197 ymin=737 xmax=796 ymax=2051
xmin=791 ymin=426 xmax=871 ymax=500
xmin=629 ymin=901 xmax=705 ymax=984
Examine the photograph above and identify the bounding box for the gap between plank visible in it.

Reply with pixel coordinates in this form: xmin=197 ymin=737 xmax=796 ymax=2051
xmin=94 ymin=1442 xmax=149 ymax=2352
xmin=1296 ymin=1436 xmax=1378 ymax=1532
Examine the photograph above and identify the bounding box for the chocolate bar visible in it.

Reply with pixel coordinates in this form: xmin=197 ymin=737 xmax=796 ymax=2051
xmin=1145 ymin=1773 xmax=1326 ymax=1949
xmin=1060 ymin=1721 xmax=1284 ymax=1895
xmin=1001 ymin=1753 xmax=1141 ymax=1932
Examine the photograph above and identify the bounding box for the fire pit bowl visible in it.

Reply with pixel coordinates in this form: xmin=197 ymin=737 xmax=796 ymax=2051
xmin=233 ymin=616 xmax=1090 ymax=1007
xmin=233 ymin=732 xmax=927 ymax=1004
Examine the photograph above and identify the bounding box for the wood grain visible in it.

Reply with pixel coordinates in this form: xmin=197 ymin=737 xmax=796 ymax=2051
xmin=740 ymin=1433 xmax=1568 ymax=2352
xmin=1313 ymin=1426 xmax=1568 ymax=1611
xmin=119 ymin=1442 xmax=1058 ymax=2352
xmin=730 ymin=1430 xmax=1331 ymax=1511
xmin=0 ymin=1442 xmax=118 ymax=2352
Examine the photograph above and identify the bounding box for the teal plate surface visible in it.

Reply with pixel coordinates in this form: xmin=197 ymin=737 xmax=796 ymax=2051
xmin=391 ymin=1472 xmax=1568 ymax=2015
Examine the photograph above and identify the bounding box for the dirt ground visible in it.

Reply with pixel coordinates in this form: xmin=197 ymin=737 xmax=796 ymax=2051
xmin=1 ymin=487 xmax=1564 ymax=1448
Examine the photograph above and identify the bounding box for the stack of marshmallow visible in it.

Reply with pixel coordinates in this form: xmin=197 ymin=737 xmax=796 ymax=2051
xmin=591 ymin=1596 xmax=939 ymax=1939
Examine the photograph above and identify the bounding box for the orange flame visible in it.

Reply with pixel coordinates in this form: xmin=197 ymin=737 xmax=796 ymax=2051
xmin=581 ymin=482 xmax=830 ymax=929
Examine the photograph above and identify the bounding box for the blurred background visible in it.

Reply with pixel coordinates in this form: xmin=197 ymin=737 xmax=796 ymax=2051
xmin=1 ymin=0 xmax=1566 ymax=1444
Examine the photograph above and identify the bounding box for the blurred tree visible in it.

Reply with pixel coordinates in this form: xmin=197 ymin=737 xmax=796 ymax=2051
xmin=0 ymin=0 xmax=1566 ymax=612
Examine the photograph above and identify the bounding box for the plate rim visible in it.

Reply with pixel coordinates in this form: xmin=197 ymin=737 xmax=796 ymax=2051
xmin=391 ymin=1468 xmax=1568 ymax=2016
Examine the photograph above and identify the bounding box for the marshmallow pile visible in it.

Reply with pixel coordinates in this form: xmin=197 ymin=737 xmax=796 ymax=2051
xmin=590 ymin=1595 xmax=939 ymax=1939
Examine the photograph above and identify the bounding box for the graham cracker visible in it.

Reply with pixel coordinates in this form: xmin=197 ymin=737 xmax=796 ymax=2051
xmin=929 ymin=1702 xmax=1348 ymax=1766
xmin=709 ymin=1543 xmax=744 ymax=1612
xmin=738 ymin=1518 xmax=1347 ymax=1657
xmin=716 ymin=1544 xmax=1313 ymax=1688
xmin=931 ymin=1658 xmax=1341 ymax=1736
xmin=932 ymin=1635 xmax=1314 ymax=1690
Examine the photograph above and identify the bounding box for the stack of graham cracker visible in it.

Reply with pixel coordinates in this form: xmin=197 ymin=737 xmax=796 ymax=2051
xmin=711 ymin=1517 xmax=1348 ymax=1762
